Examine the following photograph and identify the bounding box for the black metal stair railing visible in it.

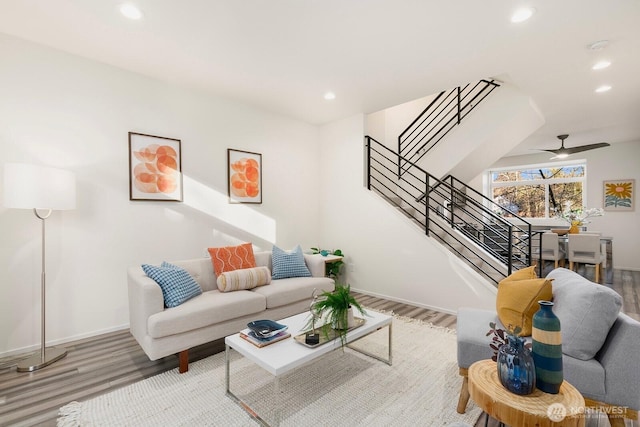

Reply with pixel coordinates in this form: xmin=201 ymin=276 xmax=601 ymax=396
xmin=398 ymin=79 xmax=500 ymax=176
xmin=366 ymin=135 xmax=536 ymax=284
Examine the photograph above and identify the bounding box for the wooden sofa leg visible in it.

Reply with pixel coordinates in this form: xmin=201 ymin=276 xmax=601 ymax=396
xmin=607 ymin=416 xmax=625 ymax=427
xmin=178 ymin=350 xmax=189 ymax=373
xmin=457 ymin=370 xmax=470 ymax=414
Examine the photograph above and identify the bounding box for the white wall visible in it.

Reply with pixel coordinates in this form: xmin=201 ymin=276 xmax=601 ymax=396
xmin=469 ymin=140 xmax=640 ymax=270
xmin=0 ymin=34 xmax=324 ymax=356
xmin=364 ymin=94 xmax=437 ymax=148
xmin=319 ymin=115 xmax=496 ymax=315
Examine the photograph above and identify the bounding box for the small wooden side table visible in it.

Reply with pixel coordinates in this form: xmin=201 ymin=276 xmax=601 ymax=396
xmin=317 ymin=254 xmax=343 ymax=277
xmin=468 ymin=360 xmax=585 ymax=427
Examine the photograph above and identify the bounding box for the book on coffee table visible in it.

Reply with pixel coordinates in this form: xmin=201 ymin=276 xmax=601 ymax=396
xmin=240 ymin=329 xmax=291 ymax=348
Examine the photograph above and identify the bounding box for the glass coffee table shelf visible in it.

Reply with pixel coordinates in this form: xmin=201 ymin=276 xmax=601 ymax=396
xmin=293 ymin=317 xmax=365 ymax=348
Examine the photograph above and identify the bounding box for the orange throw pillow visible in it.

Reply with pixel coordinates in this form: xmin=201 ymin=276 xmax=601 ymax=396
xmin=208 ymin=243 xmax=256 ymax=276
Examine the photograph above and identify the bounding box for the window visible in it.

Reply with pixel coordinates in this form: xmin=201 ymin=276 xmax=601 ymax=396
xmin=489 ymin=162 xmax=586 ymax=218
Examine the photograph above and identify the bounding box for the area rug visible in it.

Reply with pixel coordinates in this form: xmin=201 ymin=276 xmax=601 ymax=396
xmin=57 ymin=312 xmax=481 ymax=426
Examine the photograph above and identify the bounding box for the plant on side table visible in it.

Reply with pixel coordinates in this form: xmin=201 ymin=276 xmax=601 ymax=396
xmin=310 ymin=247 xmax=345 ymax=279
xmin=311 ymin=283 xmax=366 ymax=347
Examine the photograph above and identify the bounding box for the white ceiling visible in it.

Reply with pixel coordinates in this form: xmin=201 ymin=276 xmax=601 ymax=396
xmin=1 ymin=0 xmax=639 ymax=156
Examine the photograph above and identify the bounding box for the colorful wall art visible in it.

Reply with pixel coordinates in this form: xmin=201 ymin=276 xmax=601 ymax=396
xmin=603 ymin=179 xmax=634 ymax=211
xmin=128 ymin=132 xmax=183 ymax=201
xmin=227 ymin=149 xmax=262 ymax=204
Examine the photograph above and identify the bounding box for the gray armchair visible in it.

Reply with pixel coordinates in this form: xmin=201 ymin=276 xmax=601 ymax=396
xmin=456 ymin=268 xmax=640 ymax=426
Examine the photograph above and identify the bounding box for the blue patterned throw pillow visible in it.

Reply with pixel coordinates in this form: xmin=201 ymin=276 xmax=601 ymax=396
xmin=142 ymin=262 xmax=202 ymax=308
xmin=271 ymin=244 xmax=312 ymax=279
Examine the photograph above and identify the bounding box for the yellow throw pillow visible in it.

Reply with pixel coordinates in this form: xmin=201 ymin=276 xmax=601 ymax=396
xmin=496 ymin=277 xmax=552 ymax=336
xmin=503 ymin=265 xmax=537 ymax=281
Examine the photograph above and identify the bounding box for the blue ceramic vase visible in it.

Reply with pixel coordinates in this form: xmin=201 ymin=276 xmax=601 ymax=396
xmin=497 ymin=334 xmax=536 ymax=395
xmin=532 ymin=300 xmax=563 ymax=394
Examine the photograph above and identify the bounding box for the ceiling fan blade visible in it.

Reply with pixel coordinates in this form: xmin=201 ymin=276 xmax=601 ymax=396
xmin=564 ymin=142 xmax=610 ymax=154
xmin=540 ymin=142 xmax=610 ymax=155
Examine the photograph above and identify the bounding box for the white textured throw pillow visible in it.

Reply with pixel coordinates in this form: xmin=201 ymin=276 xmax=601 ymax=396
xmin=216 ymin=266 xmax=271 ymax=292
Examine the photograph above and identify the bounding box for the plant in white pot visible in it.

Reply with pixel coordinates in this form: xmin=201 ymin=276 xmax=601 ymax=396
xmin=312 ymin=284 xmax=366 ymax=347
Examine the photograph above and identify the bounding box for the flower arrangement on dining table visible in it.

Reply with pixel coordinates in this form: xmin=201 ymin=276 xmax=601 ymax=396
xmin=553 ymin=205 xmax=604 ymax=228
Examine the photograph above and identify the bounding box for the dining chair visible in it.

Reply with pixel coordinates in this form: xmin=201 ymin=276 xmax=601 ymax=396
xmin=567 ymin=234 xmax=606 ymax=283
xmin=539 ymin=232 xmax=565 ymax=269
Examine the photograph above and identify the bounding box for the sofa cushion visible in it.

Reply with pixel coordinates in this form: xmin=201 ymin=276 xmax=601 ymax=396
xmin=254 ymin=251 xmax=272 ymax=270
xmin=456 ymin=308 xmax=501 ymax=369
xmin=496 ymin=277 xmax=552 ymax=336
xmin=216 ymin=266 xmax=271 ymax=292
xmin=271 ymin=244 xmax=311 ymax=279
xmin=141 ymin=262 xmax=202 ymax=308
xmin=147 ymin=289 xmax=266 ymax=338
xmin=563 ymin=353 xmax=606 ymax=401
xmin=252 ymin=276 xmax=335 ymax=309
xmin=170 ymin=258 xmax=217 ymax=292
xmin=547 ymin=268 xmax=622 ymax=360
xmin=208 ymin=242 xmax=256 ymax=276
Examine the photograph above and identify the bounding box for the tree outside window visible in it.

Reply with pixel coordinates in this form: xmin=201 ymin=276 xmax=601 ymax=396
xmin=490 ymin=163 xmax=585 ymax=219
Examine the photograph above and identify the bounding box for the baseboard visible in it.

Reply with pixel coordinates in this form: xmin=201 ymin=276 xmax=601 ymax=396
xmin=0 ymin=323 xmax=130 ymax=360
xmin=350 ymin=287 xmax=457 ymax=315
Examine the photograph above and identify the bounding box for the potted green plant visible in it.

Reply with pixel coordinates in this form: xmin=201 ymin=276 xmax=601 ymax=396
xmin=310 ymin=247 xmax=345 ymax=279
xmin=311 ymin=283 xmax=366 ymax=347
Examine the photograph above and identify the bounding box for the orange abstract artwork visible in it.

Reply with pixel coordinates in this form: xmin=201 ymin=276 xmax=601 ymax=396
xmin=227 ymin=149 xmax=261 ymax=203
xmin=230 ymin=157 xmax=260 ymax=198
xmin=133 ymin=144 xmax=179 ymax=194
xmin=129 ymin=133 xmax=182 ymax=201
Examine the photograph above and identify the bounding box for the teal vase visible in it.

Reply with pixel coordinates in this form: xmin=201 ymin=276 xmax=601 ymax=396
xmin=532 ymin=300 xmax=563 ymax=394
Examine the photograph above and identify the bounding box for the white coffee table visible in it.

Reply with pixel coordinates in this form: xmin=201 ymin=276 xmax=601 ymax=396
xmin=225 ymin=310 xmax=392 ymax=426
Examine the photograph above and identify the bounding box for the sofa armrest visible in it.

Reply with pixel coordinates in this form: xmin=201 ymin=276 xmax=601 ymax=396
xmin=596 ymin=313 xmax=640 ymax=411
xmin=127 ymin=266 xmax=165 ymax=340
xmin=304 ymin=254 xmax=329 ymax=278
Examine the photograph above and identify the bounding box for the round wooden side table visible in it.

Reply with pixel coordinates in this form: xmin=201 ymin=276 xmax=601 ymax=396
xmin=468 ymin=360 xmax=585 ymax=427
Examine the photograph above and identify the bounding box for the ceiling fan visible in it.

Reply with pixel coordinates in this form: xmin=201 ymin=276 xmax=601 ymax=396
xmin=543 ymin=134 xmax=610 ymax=158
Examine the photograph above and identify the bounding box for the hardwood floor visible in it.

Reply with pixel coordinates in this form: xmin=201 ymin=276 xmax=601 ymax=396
xmin=1 ymin=269 xmax=638 ymax=427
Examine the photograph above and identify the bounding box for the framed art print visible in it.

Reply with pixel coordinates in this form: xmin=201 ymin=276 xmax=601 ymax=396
xmin=603 ymin=179 xmax=634 ymax=211
xmin=227 ymin=149 xmax=262 ymax=204
xmin=129 ymin=132 xmax=183 ymax=201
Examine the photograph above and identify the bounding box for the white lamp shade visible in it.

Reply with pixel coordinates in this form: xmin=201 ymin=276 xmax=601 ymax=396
xmin=3 ymin=163 xmax=76 ymax=210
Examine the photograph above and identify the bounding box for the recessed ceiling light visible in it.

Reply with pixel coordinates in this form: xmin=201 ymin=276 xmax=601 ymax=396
xmin=324 ymin=92 xmax=336 ymax=101
xmin=511 ymin=7 xmax=535 ymax=23
xmin=587 ymin=40 xmax=609 ymax=51
xmin=592 ymin=60 xmax=611 ymax=70
xmin=595 ymin=85 xmax=612 ymax=93
xmin=120 ymin=4 xmax=143 ymax=20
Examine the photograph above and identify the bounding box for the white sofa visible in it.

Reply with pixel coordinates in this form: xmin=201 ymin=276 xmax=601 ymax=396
xmin=128 ymin=251 xmax=335 ymax=373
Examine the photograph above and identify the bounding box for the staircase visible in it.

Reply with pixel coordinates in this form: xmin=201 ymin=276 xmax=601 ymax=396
xmin=398 ymin=79 xmax=500 ymax=176
xmin=365 ymin=80 xmax=538 ymax=284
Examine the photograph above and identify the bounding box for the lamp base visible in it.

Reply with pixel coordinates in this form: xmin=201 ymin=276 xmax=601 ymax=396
xmin=17 ymin=347 xmax=67 ymax=372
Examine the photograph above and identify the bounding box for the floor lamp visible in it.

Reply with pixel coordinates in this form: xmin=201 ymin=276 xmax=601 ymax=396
xmin=3 ymin=163 xmax=76 ymax=372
